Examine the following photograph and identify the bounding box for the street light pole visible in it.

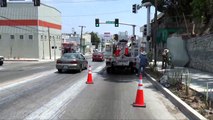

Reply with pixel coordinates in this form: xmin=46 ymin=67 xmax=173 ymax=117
xmin=79 ymin=26 xmax=86 ymax=54
xmin=154 ymin=0 xmax=158 ymax=66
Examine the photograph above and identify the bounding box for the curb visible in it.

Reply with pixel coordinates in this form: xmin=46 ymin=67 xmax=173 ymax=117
xmin=145 ymin=73 xmax=207 ymax=120
xmin=5 ymin=59 xmax=39 ymax=62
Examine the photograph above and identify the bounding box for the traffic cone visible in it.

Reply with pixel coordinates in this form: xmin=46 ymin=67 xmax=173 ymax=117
xmin=86 ymin=65 xmax=94 ymax=84
xmin=133 ymin=74 xmax=146 ymax=107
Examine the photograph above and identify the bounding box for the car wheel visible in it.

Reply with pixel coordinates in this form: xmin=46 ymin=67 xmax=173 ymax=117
xmin=85 ymin=65 xmax=88 ymax=70
xmin=58 ymin=69 xmax=62 ymax=73
xmin=0 ymin=61 xmax=3 ymax=66
xmin=78 ymin=65 xmax=82 ymax=72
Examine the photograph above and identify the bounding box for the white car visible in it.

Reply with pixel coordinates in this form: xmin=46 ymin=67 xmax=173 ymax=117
xmin=0 ymin=56 xmax=4 ymax=66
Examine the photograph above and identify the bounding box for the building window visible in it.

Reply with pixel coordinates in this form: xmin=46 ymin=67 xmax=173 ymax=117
xmin=20 ymin=35 xmax=24 ymax=39
xmin=44 ymin=35 xmax=47 ymax=40
xmin=41 ymin=35 xmax=43 ymax=39
xmin=29 ymin=35 xmax=33 ymax=40
xmin=10 ymin=35 xmax=15 ymax=39
xmin=0 ymin=35 xmax=1 ymax=39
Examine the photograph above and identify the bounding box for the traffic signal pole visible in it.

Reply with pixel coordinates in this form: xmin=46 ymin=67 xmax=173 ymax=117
xmin=147 ymin=5 xmax=151 ymax=37
xmin=154 ymin=0 xmax=158 ymax=67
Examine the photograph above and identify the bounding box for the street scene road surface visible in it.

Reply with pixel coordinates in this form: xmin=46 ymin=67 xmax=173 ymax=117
xmin=0 ymin=60 xmax=187 ymax=119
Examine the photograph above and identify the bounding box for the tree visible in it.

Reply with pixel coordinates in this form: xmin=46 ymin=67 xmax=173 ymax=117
xmin=142 ymin=0 xmax=213 ymax=33
xmin=142 ymin=0 xmax=192 ymax=16
xmin=90 ymin=32 xmax=100 ymax=48
xmin=190 ymin=0 xmax=207 ymax=22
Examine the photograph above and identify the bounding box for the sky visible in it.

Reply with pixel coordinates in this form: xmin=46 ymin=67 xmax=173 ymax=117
xmin=26 ymin=0 xmax=156 ymax=36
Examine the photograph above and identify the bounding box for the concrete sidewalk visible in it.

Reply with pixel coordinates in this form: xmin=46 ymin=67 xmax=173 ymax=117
xmin=153 ymin=61 xmax=213 ymax=101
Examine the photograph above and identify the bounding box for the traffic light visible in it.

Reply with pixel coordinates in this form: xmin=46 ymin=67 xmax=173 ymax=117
xmin=113 ymin=34 xmax=118 ymax=41
xmin=115 ymin=18 xmax=119 ymax=27
xmin=1 ymin=0 xmax=7 ymax=7
xmin=132 ymin=4 xmax=137 ymax=13
xmin=143 ymin=24 xmax=147 ymax=37
xmin=95 ymin=18 xmax=99 ymax=27
xmin=33 ymin=0 xmax=40 ymax=6
xmin=147 ymin=36 xmax=150 ymax=41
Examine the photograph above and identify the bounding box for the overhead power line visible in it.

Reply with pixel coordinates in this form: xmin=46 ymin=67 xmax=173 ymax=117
xmin=61 ymin=10 xmax=130 ymax=18
xmin=41 ymin=0 xmax=120 ymax=4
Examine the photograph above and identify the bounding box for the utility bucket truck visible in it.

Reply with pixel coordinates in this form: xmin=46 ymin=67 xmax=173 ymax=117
xmin=104 ymin=38 xmax=139 ymax=74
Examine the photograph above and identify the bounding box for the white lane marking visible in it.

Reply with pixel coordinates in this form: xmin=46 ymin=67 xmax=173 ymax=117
xmin=0 ymin=67 xmax=4 ymax=70
xmin=24 ymin=64 xmax=105 ymax=120
xmin=22 ymin=66 xmax=46 ymax=70
xmin=0 ymin=69 xmax=56 ymax=91
xmin=92 ymin=63 xmax=105 ymax=73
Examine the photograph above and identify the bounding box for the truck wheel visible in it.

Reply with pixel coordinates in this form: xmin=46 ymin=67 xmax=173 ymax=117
xmin=130 ymin=67 xmax=135 ymax=74
xmin=106 ymin=67 xmax=111 ymax=74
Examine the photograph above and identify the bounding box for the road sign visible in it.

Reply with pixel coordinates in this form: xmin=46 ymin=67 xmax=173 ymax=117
xmin=106 ymin=21 xmax=114 ymax=24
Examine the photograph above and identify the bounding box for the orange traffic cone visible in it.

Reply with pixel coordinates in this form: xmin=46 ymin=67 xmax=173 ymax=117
xmin=86 ymin=65 xmax=94 ymax=84
xmin=133 ymin=74 xmax=146 ymax=107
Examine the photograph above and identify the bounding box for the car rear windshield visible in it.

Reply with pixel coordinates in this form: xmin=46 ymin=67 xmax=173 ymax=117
xmin=62 ymin=53 xmax=78 ymax=59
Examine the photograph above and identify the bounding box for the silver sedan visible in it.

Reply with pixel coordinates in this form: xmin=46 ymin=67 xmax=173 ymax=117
xmin=56 ymin=53 xmax=88 ymax=73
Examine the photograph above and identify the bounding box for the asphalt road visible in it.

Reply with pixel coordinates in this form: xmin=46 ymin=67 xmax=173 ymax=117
xmin=0 ymin=60 xmax=188 ymax=119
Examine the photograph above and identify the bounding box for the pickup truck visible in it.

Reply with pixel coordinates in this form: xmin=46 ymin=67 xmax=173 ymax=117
xmin=0 ymin=56 xmax=4 ymax=66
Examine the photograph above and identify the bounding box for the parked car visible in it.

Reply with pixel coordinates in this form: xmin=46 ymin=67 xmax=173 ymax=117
xmin=0 ymin=56 xmax=4 ymax=66
xmin=92 ymin=52 xmax=104 ymax=62
xmin=56 ymin=53 xmax=88 ymax=73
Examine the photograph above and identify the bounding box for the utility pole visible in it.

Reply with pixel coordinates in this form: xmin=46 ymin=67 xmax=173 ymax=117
xmin=48 ymin=27 xmax=51 ymax=59
xmin=42 ymin=34 xmax=45 ymax=59
xmin=53 ymin=36 xmax=56 ymax=61
xmin=132 ymin=25 xmax=136 ymax=37
xmin=79 ymin=26 xmax=86 ymax=54
xmin=154 ymin=0 xmax=158 ymax=66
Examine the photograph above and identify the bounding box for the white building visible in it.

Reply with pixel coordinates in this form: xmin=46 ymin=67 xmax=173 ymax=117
xmin=62 ymin=33 xmax=80 ymax=45
xmin=0 ymin=2 xmax=61 ymax=60
xmin=118 ymin=31 xmax=128 ymax=40
xmin=83 ymin=33 xmax=92 ymax=53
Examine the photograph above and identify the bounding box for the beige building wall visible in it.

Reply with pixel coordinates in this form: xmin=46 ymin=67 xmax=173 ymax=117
xmin=0 ymin=2 xmax=61 ymax=59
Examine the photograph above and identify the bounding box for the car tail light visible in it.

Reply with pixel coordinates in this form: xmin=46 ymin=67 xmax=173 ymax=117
xmin=57 ymin=60 xmax=62 ymax=64
xmin=70 ymin=60 xmax=78 ymax=64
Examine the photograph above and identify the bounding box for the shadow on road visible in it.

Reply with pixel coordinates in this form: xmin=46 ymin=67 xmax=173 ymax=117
xmin=55 ymin=70 xmax=81 ymax=74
